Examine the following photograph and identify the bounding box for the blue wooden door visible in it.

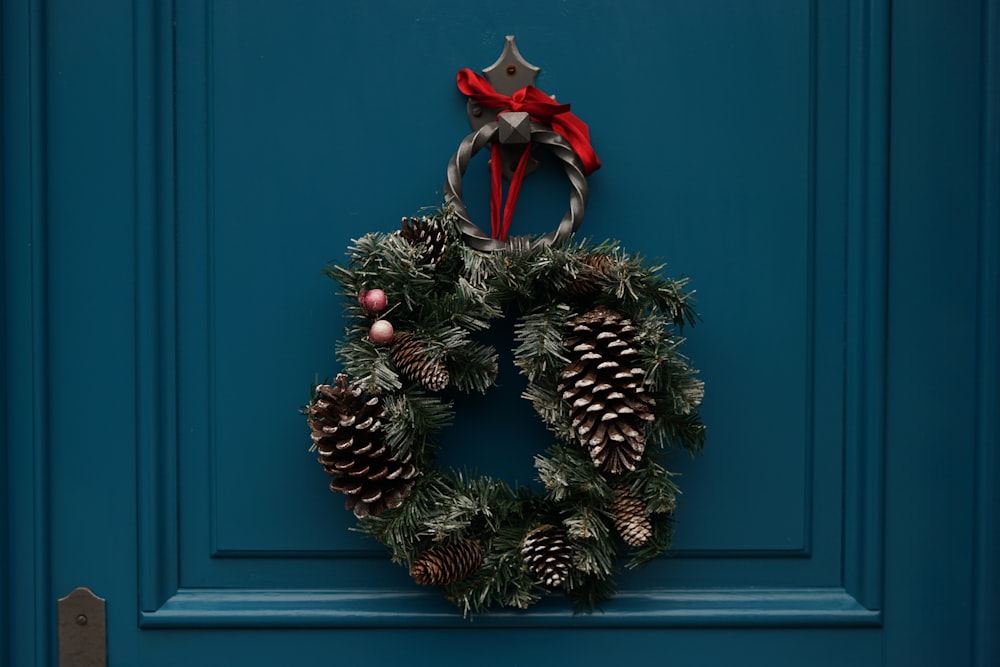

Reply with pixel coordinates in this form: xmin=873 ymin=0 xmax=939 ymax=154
xmin=3 ymin=1 xmax=998 ymax=665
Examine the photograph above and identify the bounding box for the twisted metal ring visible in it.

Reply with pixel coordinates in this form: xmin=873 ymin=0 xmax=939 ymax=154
xmin=443 ymin=121 xmax=589 ymax=252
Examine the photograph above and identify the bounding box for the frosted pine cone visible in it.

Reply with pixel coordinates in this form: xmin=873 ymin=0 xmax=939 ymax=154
xmin=309 ymin=374 xmax=418 ymax=517
xmin=521 ymin=524 xmax=573 ymax=588
xmin=612 ymin=484 xmax=653 ymax=547
xmin=559 ymin=307 xmax=655 ymax=474
xmin=398 ymin=215 xmax=450 ymax=268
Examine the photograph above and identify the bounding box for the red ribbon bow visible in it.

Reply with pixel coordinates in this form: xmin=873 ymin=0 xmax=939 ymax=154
xmin=456 ymin=68 xmax=601 ymax=175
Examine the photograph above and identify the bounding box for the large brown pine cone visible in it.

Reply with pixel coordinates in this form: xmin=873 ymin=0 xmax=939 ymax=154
xmin=309 ymin=374 xmax=418 ymax=518
xmin=559 ymin=307 xmax=655 ymax=474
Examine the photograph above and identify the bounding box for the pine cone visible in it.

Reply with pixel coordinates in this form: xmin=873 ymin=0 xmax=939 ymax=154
xmin=562 ymin=253 xmax=613 ymax=298
xmin=410 ymin=540 xmax=483 ymax=586
xmin=612 ymin=484 xmax=653 ymax=547
xmin=398 ymin=215 xmax=449 ymax=268
xmin=308 ymin=374 xmax=418 ymax=518
xmin=521 ymin=524 xmax=573 ymax=588
xmin=391 ymin=331 xmax=449 ymax=391
xmin=559 ymin=307 xmax=655 ymax=474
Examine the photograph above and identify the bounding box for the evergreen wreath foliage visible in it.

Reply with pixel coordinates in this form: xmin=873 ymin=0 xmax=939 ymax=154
xmin=307 ymin=207 xmax=705 ymax=614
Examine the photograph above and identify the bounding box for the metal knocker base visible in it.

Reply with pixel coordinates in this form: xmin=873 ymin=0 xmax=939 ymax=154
xmin=443 ymin=120 xmax=589 ymax=252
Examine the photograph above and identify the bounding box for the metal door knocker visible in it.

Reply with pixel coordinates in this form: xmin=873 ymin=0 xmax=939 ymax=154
xmin=444 ymin=36 xmax=600 ymax=252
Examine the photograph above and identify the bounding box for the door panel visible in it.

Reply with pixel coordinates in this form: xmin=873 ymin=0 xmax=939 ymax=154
xmin=3 ymin=0 xmax=997 ymax=665
xmin=143 ymin=0 xmax=877 ymax=625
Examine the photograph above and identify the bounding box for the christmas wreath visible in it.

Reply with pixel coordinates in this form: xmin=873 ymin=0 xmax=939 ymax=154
xmin=306 ymin=208 xmax=705 ymax=613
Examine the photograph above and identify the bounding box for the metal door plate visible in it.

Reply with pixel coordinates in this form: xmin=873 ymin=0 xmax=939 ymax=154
xmin=466 ymin=36 xmax=542 ymax=180
xmin=58 ymin=587 xmax=107 ymax=667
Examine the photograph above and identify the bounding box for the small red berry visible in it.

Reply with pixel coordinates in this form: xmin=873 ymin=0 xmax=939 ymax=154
xmin=362 ymin=288 xmax=388 ymax=313
xmin=368 ymin=319 xmax=394 ymax=344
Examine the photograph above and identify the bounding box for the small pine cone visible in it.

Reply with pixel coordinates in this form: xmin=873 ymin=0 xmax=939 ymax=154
xmin=521 ymin=524 xmax=573 ymax=588
xmin=612 ymin=485 xmax=653 ymax=547
xmin=309 ymin=374 xmax=418 ymax=518
xmin=391 ymin=331 xmax=449 ymax=391
xmin=559 ymin=307 xmax=656 ymax=474
xmin=398 ymin=215 xmax=450 ymax=268
xmin=562 ymin=253 xmax=613 ymax=298
xmin=410 ymin=540 xmax=483 ymax=586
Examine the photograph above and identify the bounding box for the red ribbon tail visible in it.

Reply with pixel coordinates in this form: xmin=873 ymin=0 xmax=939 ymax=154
xmin=490 ymin=143 xmax=503 ymax=239
xmin=551 ymin=116 xmax=601 ymax=175
xmin=500 ymin=144 xmax=533 ymax=242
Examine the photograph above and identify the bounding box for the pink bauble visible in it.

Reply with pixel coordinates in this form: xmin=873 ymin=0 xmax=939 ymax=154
xmin=368 ymin=319 xmax=394 ymax=344
xmin=362 ymin=288 xmax=388 ymax=313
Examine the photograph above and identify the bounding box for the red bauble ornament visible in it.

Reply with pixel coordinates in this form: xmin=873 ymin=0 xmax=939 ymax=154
xmin=368 ymin=319 xmax=394 ymax=344
xmin=362 ymin=288 xmax=388 ymax=313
